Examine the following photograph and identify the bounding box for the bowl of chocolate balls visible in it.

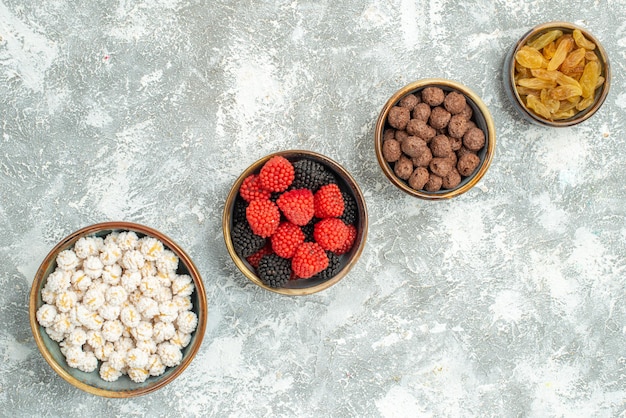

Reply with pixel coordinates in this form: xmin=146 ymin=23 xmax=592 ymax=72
xmin=375 ymin=78 xmax=496 ymax=200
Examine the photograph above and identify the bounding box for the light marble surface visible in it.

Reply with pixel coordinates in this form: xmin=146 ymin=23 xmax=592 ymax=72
xmin=1 ymin=1 xmax=625 ymax=416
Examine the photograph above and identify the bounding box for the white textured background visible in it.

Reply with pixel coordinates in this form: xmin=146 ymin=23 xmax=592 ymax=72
xmin=1 ymin=0 xmax=625 ymax=416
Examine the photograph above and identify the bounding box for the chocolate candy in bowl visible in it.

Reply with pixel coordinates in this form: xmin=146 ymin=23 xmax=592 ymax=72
xmin=29 ymin=221 xmax=207 ymax=398
xmin=503 ymin=21 xmax=611 ymax=127
xmin=223 ymin=150 xmax=368 ymax=296
xmin=375 ymin=78 xmax=496 ymax=200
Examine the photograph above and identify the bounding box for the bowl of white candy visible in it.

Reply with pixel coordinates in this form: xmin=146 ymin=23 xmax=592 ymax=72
xmin=29 ymin=222 xmax=207 ymax=398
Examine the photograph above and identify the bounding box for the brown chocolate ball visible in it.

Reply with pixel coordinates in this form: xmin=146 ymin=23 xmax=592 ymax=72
xmin=457 ymin=153 xmax=481 ymax=176
xmin=465 ymin=120 xmax=477 ymax=131
xmin=424 ymin=174 xmax=443 ymax=192
xmin=401 ymin=136 xmax=428 ymax=158
xmin=412 ymin=103 xmax=431 ymax=122
xmin=393 ymin=155 xmax=413 ymax=180
xmin=406 ymin=119 xmax=436 ymax=141
xmin=429 ymin=158 xmax=453 ymax=177
xmin=449 ymin=135 xmax=462 ymax=151
xmin=395 ymin=130 xmax=409 ymax=143
xmin=463 ymin=127 xmax=486 ymax=151
xmin=398 ymin=93 xmax=420 ymax=110
xmin=408 ymin=167 xmax=429 ymax=190
xmin=456 ymin=146 xmax=475 ymax=159
xmin=459 ymin=103 xmax=473 ymax=120
xmin=421 ymin=87 xmax=445 ymax=106
xmin=443 ymin=91 xmax=467 ymax=115
xmin=383 ymin=129 xmax=396 ymax=142
xmin=429 ymin=135 xmax=452 ymax=158
xmin=445 ymin=150 xmax=458 ymax=166
xmin=411 ymin=147 xmax=433 ymax=167
xmin=429 ymin=106 xmax=452 ymax=130
xmin=382 ymin=139 xmax=402 ymax=162
xmin=388 ymin=106 xmax=410 ymax=130
xmin=447 ymin=114 xmax=469 ymax=139
xmin=442 ymin=169 xmax=462 ymax=189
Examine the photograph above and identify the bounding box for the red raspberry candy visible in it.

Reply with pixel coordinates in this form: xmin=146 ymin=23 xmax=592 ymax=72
xmin=314 ymin=184 xmax=344 ymax=218
xmin=291 ymin=242 xmax=329 ymax=278
xmin=259 ymin=156 xmax=295 ymax=192
xmin=239 ymin=174 xmax=272 ymax=202
xmin=271 ymin=222 xmax=305 ymax=258
xmin=335 ymin=224 xmax=357 ymax=255
xmin=276 ymin=189 xmax=314 ymax=226
xmin=246 ymin=243 xmax=273 ymax=268
xmin=313 ymin=218 xmax=349 ymax=252
xmin=246 ymin=199 xmax=280 ymax=238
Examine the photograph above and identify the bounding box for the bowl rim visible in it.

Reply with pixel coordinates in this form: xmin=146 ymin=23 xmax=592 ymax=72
xmin=28 ymin=221 xmax=208 ymax=398
xmin=222 ymin=149 xmax=368 ymax=296
xmin=505 ymin=21 xmax=611 ymax=127
xmin=374 ymin=78 xmax=496 ymax=200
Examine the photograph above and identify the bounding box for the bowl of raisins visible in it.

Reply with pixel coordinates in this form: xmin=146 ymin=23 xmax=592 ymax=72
xmin=503 ymin=21 xmax=611 ymax=127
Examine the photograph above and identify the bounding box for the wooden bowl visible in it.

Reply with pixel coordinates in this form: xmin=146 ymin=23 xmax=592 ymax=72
xmin=375 ymin=78 xmax=496 ymax=200
xmin=223 ymin=150 xmax=368 ymax=295
xmin=29 ymin=221 xmax=207 ymax=398
xmin=503 ymin=21 xmax=611 ymax=127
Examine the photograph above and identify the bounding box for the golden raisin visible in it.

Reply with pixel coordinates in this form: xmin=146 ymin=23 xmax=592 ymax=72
xmin=555 ymin=72 xmax=582 ymax=89
xmin=542 ymin=42 xmax=556 ymax=60
xmin=528 ymin=30 xmax=563 ymax=50
xmin=547 ymin=37 xmax=574 ymax=71
xmin=531 ymin=68 xmax=560 ymax=81
xmin=515 ymin=46 xmax=547 ymax=69
xmin=573 ymin=29 xmax=596 ymax=50
xmin=585 ymin=50 xmax=598 ymax=61
xmin=576 ymin=96 xmax=595 ymax=111
xmin=579 ymin=60 xmax=601 ymax=98
xmin=526 ymin=95 xmax=552 ymax=119
xmin=560 ymin=48 xmax=586 ymax=74
xmin=517 ymin=77 xmax=557 ymax=90
xmin=549 ymin=85 xmax=583 ymax=100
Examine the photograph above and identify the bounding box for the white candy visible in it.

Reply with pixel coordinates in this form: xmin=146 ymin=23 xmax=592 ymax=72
xmin=52 ymin=313 xmax=73 ymax=335
xmin=158 ymin=301 xmax=179 ymax=323
xmin=82 ymin=288 xmax=105 ymax=311
xmin=126 ymin=348 xmax=150 ymax=369
xmin=55 ymin=290 xmax=78 ymax=313
xmin=139 ymin=260 xmax=157 ymax=278
xmin=93 ymin=342 xmax=114 ymax=361
xmin=114 ymin=336 xmax=135 ymax=352
xmin=36 ymin=304 xmax=58 ymax=328
xmin=100 ymin=362 xmax=122 ymax=382
xmin=78 ymin=351 xmax=98 ymax=373
xmin=128 ymin=367 xmax=149 ymax=383
xmin=46 ymin=270 xmax=71 ymax=293
xmin=171 ymin=274 xmax=194 ymax=297
xmin=108 ymin=350 xmax=127 ymax=370
xmin=157 ymin=342 xmax=182 ymax=367
xmin=104 ymin=232 xmax=120 ymax=246
xmin=71 ymin=270 xmax=92 ymax=292
xmin=102 ymin=264 xmax=122 ymax=285
xmin=56 ymin=250 xmax=79 ymax=271
xmin=65 ymin=346 xmax=85 ymax=368
xmin=99 ymin=304 xmax=120 ymax=321
xmin=156 ymin=250 xmax=179 ymax=273
xmin=120 ymin=306 xmax=141 ymax=328
xmin=41 ymin=286 xmax=57 ymax=305
xmin=154 ymin=286 xmax=172 ymax=303
xmin=66 ymin=328 xmax=88 ymax=346
xmin=172 ymin=296 xmax=192 ymax=312
xmin=121 ymin=250 xmax=145 ymax=271
xmin=45 ymin=326 xmax=65 ymax=342
xmin=131 ymin=321 xmax=153 ymax=341
xmin=147 ymin=354 xmax=165 ymax=376
xmin=136 ymin=339 xmax=157 ymax=354
xmin=176 ymin=311 xmax=198 ymax=334
xmin=74 ymin=237 xmax=101 ymax=259
xmin=139 ymin=237 xmax=164 ymax=261
xmin=87 ymin=330 xmax=105 ymax=348
xmin=99 ymin=242 xmax=122 ymax=266
xmin=121 ymin=271 xmax=142 ymax=293
xmin=139 ymin=276 xmax=161 ymax=299
xmin=102 ymin=320 xmax=124 ymax=342
xmin=170 ymin=330 xmax=191 ymax=349
xmin=153 ymin=322 xmax=176 ymax=343
xmin=83 ymin=256 xmax=104 ymax=279
xmin=105 ymin=286 xmax=127 ymax=306
xmin=116 ymin=231 xmax=139 ymax=251
xmin=136 ymin=297 xmax=159 ymax=320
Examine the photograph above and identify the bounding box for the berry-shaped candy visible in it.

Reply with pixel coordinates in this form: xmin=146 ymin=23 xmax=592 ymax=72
xmin=240 ymin=174 xmax=271 ymax=202
xmin=292 ymin=159 xmax=336 ymax=192
xmin=313 ymin=251 xmax=341 ymax=281
xmin=291 ymin=242 xmax=329 ymax=279
xmin=259 ymin=156 xmax=295 ymax=192
xmin=276 ymin=189 xmax=314 ymax=226
xmin=313 ymin=218 xmax=349 ymax=252
xmin=257 ymin=254 xmax=292 ymax=288
xmin=339 ymin=191 xmax=357 ymax=226
xmin=231 ymin=221 xmax=266 ymax=258
xmin=271 ymin=222 xmax=305 ymax=259
xmin=314 ymin=184 xmax=344 ymax=219
xmin=246 ymin=199 xmax=280 ymax=238
xmin=334 ymin=224 xmax=357 ymax=255
xmin=245 ymin=243 xmax=273 ymax=269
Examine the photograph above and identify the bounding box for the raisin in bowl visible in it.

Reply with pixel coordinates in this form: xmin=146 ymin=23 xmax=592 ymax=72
xmin=503 ymin=21 xmax=611 ymax=127
xmin=28 ymin=222 xmax=207 ymax=398
xmin=375 ymin=78 xmax=496 ymax=200
xmin=223 ymin=150 xmax=368 ymax=295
